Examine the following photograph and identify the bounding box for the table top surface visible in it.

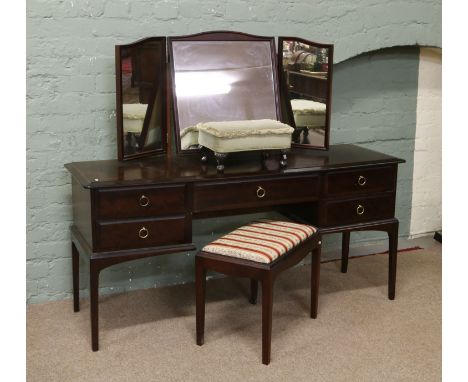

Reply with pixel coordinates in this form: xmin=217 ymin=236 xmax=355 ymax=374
xmin=65 ymin=144 xmax=405 ymax=188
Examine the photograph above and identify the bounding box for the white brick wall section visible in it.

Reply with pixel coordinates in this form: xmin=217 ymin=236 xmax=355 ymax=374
xmin=410 ymin=48 xmax=442 ymax=237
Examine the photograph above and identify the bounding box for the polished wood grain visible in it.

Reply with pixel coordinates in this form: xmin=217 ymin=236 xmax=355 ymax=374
xmin=96 ymin=184 xmax=186 ymax=219
xmin=66 ymin=144 xmax=405 ymax=352
xmin=95 ymin=215 xmax=189 ymax=251
xmin=325 ymin=166 xmax=396 ymax=196
xmin=65 ymin=145 xmax=404 ymax=188
xmin=320 ymin=193 xmax=396 ymax=227
xmin=193 ymin=175 xmax=319 ymax=212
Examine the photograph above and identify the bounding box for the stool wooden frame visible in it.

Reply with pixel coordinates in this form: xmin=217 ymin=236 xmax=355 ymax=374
xmin=195 ymin=232 xmax=321 ymax=365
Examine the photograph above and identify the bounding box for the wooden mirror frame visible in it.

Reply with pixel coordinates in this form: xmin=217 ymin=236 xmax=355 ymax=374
xmin=278 ymin=37 xmax=333 ymax=151
xmin=115 ymin=37 xmax=167 ymax=161
xmin=168 ymin=31 xmax=282 ymax=155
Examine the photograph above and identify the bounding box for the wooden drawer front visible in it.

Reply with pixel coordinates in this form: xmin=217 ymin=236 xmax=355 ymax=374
xmin=95 ymin=216 xmax=189 ymax=251
xmin=325 ymin=166 xmax=396 ymax=197
xmin=194 ymin=175 xmax=319 ymax=212
xmin=321 ymin=194 xmax=395 ymax=227
xmin=96 ymin=185 xmax=186 ymax=219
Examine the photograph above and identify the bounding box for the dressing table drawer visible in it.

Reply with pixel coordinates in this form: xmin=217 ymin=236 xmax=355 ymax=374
xmin=96 ymin=185 xmax=186 ymax=219
xmin=325 ymin=166 xmax=396 ymax=197
xmin=194 ymin=175 xmax=319 ymax=212
xmin=321 ymin=194 xmax=395 ymax=227
xmin=95 ymin=215 xmax=189 ymax=251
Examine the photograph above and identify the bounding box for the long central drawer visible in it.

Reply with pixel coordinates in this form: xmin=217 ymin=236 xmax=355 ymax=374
xmin=193 ymin=175 xmax=319 ymax=212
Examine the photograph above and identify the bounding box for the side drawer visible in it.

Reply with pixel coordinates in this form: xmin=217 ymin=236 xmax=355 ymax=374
xmin=96 ymin=184 xmax=186 ymax=219
xmin=95 ymin=215 xmax=189 ymax=251
xmin=325 ymin=166 xmax=396 ymax=197
xmin=193 ymin=175 xmax=319 ymax=213
xmin=320 ymin=193 xmax=395 ymax=227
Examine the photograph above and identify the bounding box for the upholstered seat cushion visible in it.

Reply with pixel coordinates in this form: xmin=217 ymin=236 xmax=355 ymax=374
xmin=180 ymin=125 xmax=199 ymax=149
xmin=197 ymin=119 xmax=294 ymax=153
xmin=291 ymin=99 xmax=326 ymax=128
xmin=122 ymin=103 xmax=148 ymax=133
xmin=202 ymin=220 xmax=317 ymax=264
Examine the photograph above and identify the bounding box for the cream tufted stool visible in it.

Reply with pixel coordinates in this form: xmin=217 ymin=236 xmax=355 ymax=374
xmin=195 ymin=220 xmax=321 ymax=365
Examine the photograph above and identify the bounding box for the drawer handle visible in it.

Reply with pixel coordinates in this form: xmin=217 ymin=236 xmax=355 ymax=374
xmin=357 ymin=176 xmax=367 ymax=186
xmin=139 ymin=195 xmax=150 ymax=207
xmin=257 ymin=186 xmax=266 ymax=199
xmin=356 ymin=204 xmax=365 ymax=215
xmin=138 ymin=226 xmax=149 ymax=239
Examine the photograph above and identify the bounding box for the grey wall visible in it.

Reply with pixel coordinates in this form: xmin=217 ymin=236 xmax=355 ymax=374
xmin=26 ymin=0 xmax=440 ymax=303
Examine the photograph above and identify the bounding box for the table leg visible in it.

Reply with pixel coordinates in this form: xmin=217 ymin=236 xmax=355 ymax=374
xmin=388 ymin=221 xmax=399 ymax=300
xmin=341 ymin=231 xmax=350 ymax=273
xmin=90 ymin=261 xmax=100 ymax=351
xmin=72 ymin=242 xmax=80 ymax=312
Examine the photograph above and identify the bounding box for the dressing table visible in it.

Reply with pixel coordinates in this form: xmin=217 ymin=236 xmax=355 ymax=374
xmin=65 ymin=32 xmax=404 ymax=351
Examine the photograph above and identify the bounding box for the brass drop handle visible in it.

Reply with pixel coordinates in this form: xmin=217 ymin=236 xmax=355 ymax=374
xmin=138 ymin=226 xmax=149 ymax=239
xmin=357 ymin=176 xmax=367 ymax=186
xmin=257 ymin=186 xmax=266 ymax=199
xmin=139 ymin=195 xmax=150 ymax=207
xmin=356 ymin=204 xmax=365 ymax=216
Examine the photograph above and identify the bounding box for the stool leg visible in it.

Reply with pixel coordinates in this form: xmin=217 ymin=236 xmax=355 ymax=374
xmin=195 ymin=259 xmax=207 ymax=346
xmin=311 ymin=244 xmax=321 ymax=319
xmin=261 ymin=275 xmax=273 ymax=365
xmin=341 ymin=231 xmax=350 ymax=273
xmin=249 ymin=279 xmax=258 ymax=305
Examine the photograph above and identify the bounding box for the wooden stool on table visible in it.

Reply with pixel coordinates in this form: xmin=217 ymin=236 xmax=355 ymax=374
xmin=195 ymin=220 xmax=321 ymax=365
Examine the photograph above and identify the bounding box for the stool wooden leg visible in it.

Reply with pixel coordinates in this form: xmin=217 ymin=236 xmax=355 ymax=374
xmin=341 ymin=231 xmax=350 ymax=273
xmin=311 ymin=244 xmax=321 ymax=319
xmin=72 ymin=242 xmax=80 ymax=312
xmin=195 ymin=259 xmax=207 ymax=346
xmin=249 ymin=279 xmax=258 ymax=305
xmin=261 ymin=275 xmax=273 ymax=365
xmin=90 ymin=261 xmax=100 ymax=351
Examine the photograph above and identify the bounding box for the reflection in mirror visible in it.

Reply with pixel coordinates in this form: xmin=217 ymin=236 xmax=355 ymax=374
xmin=279 ymin=38 xmax=333 ymax=149
xmin=116 ymin=37 xmax=166 ymax=160
xmin=169 ymin=34 xmax=280 ymax=152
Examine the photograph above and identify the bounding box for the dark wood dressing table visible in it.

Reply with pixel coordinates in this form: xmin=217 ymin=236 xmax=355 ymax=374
xmin=65 ymin=144 xmax=404 ymax=351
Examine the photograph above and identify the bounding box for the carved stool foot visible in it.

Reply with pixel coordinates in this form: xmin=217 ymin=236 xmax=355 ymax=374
xmin=280 ymin=150 xmax=288 ymax=168
xmin=214 ymin=152 xmax=228 ymax=173
xmin=199 ymin=145 xmax=208 ymax=163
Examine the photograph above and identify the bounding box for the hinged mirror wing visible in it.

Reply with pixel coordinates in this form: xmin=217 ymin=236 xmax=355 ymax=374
xmin=168 ymin=31 xmax=281 ymax=154
xmin=115 ymin=37 xmax=167 ymax=160
xmin=278 ymin=37 xmax=333 ymax=150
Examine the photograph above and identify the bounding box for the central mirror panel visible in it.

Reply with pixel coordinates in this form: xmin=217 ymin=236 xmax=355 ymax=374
xmin=169 ymin=32 xmax=281 ymax=153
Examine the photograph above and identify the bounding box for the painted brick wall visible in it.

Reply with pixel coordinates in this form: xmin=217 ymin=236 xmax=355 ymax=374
xmin=26 ymin=0 xmax=441 ymax=303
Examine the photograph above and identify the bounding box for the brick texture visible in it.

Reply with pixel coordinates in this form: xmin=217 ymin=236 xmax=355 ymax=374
xmin=27 ymin=0 xmax=441 ymax=303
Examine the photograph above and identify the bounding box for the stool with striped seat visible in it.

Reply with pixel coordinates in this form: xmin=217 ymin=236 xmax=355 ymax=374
xmin=195 ymin=220 xmax=321 ymax=365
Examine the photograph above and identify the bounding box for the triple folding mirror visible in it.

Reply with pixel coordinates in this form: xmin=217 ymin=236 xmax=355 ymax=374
xmin=115 ymin=33 xmax=333 ymax=160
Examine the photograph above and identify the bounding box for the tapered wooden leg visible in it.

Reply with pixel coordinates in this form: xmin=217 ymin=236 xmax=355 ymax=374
xmin=341 ymin=231 xmax=350 ymax=273
xmin=388 ymin=221 xmax=399 ymax=300
xmin=195 ymin=259 xmax=207 ymax=346
xmin=90 ymin=261 xmax=100 ymax=351
xmin=261 ymin=275 xmax=273 ymax=365
xmin=249 ymin=279 xmax=258 ymax=305
xmin=311 ymin=243 xmax=321 ymax=319
xmin=72 ymin=242 xmax=80 ymax=312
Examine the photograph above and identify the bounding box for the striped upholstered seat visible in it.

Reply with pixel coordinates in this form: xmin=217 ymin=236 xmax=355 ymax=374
xmin=202 ymin=220 xmax=317 ymax=264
